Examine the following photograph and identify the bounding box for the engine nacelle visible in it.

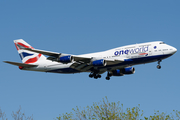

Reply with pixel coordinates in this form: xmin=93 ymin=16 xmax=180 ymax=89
xmin=92 ymin=59 xmax=106 ymax=67
xmin=112 ymin=67 xmax=135 ymax=76
xmin=123 ymin=67 xmax=135 ymax=74
xmin=58 ymin=55 xmax=73 ymax=63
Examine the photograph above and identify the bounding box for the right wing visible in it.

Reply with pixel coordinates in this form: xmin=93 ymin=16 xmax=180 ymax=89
xmin=19 ymin=48 xmax=63 ymax=57
xmin=21 ymin=47 xmax=93 ymax=63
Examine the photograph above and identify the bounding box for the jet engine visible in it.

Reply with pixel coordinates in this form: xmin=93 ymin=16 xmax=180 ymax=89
xmin=58 ymin=55 xmax=73 ymax=63
xmin=112 ymin=67 xmax=135 ymax=76
xmin=92 ymin=59 xmax=106 ymax=67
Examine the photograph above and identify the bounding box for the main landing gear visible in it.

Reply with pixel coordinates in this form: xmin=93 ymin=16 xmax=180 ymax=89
xmin=89 ymin=72 xmax=101 ymax=79
xmin=106 ymin=72 xmax=112 ymax=80
xmin=157 ymin=60 xmax=162 ymax=69
xmin=89 ymin=71 xmax=112 ymax=80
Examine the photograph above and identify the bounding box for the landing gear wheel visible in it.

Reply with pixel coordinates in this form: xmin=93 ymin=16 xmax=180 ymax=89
xmin=106 ymin=77 xmax=110 ymax=80
xmin=97 ymin=74 xmax=101 ymax=78
xmin=89 ymin=74 xmax=93 ymax=78
xmin=157 ymin=65 xmax=161 ymax=69
xmin=93 ymin=74 xmax=101 ymax=79
xmin=157 ymin=60 xmax=162 ymax=69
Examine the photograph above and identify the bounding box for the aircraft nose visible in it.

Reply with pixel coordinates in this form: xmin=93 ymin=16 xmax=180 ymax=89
xmin=172 ymin=47 xmax=177 ymax=54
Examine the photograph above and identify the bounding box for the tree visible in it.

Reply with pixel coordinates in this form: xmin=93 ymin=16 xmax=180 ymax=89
xmin=55 ymin=97 xmax=180 ymax=120
xmin=0 ymin=108 xmax=7 ymax=120
xmin=0 ymin=106 xmax=33 ymax=120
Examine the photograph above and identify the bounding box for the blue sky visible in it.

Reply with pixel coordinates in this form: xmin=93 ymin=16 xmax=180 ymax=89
xmin=1 ymin=0 xmax=180 ymax=119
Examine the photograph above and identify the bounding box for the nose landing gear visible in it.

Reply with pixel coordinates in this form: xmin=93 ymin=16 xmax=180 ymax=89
xmin=157 ymin=60 xmax=162 ymax=69
xmin=106 ymin=76 xmax=110 ymax=80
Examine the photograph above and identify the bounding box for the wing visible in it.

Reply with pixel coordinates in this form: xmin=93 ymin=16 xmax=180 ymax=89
xmin=4 ymin=61 xmax=38 ymax=67
xmin=20 ymin=48 xmax=62 ymax=57
xmin=20 ymin=47 xmax=93 ymax=62
xmin=21 ymin=48 xmax=125 ymax=72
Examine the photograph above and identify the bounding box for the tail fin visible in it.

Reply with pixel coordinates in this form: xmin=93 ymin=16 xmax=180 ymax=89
xmin=14 ymin=39 xmax=47 ymax=64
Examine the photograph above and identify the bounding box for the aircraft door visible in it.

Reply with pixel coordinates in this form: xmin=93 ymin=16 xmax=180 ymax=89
xmin=148 ymin=46 xmax=152 ymax=56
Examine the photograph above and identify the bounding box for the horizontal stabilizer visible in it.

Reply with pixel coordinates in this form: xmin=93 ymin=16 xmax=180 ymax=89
xmin=4 ymin=61 xmax=38 ymax=67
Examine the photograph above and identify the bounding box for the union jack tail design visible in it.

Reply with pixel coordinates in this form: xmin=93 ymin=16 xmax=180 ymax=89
xmin=14 ymin=39 xmax=47 ymax=64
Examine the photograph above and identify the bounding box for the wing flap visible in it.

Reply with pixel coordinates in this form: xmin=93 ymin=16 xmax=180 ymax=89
xmin=70 ymin=62 xmax=93 ymax=72
xmin=105 ymin=58 xmax=124 ymax=65
xmin=73 ymin=56 xmax=91 ymax=63
xmin=4 ymin=61 xmax=38 ymax=67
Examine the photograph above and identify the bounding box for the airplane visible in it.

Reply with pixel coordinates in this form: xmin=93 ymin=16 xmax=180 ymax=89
xmin=4 ymin=39 xmax=177 ymax=80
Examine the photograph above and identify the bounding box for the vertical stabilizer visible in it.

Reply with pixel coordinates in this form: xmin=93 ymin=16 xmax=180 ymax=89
xmin=14 ymin=39 xmax=47 ymax=64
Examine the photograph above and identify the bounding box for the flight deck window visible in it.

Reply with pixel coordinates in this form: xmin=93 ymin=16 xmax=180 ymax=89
xmin=160 ymin=42 xmax=165 ymax=44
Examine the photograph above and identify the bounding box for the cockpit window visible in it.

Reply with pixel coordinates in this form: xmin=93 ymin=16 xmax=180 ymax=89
xmin=160 ymin=42 xmax=165 ymax=44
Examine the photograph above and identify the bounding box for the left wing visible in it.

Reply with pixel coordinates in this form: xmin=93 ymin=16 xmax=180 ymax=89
xmin=4 ymin=61 xmax=38 ymax=67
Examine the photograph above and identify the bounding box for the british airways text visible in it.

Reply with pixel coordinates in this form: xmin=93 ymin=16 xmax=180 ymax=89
xmin=114 ymin=46 xmax=149 ymax=56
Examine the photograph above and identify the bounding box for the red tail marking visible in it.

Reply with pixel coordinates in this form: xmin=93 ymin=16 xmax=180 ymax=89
xmin=24 ymin=54 xmax=42 ymax=64
xmin=17 ymin=42 xmax=34 ymax=49
xmin=14 ymin=43 xmax=20 ymax=50
xmin=15 ymin=42 xmax=34 ymax=50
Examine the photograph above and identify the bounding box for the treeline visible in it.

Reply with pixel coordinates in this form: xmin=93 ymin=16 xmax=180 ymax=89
xmin=1 ymin=97 xmax=180 ymax=120
xmin=55 ymin=97 xmax=180 ymax=120
xmin=0 ymin=106 xmax=33 ymax=120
